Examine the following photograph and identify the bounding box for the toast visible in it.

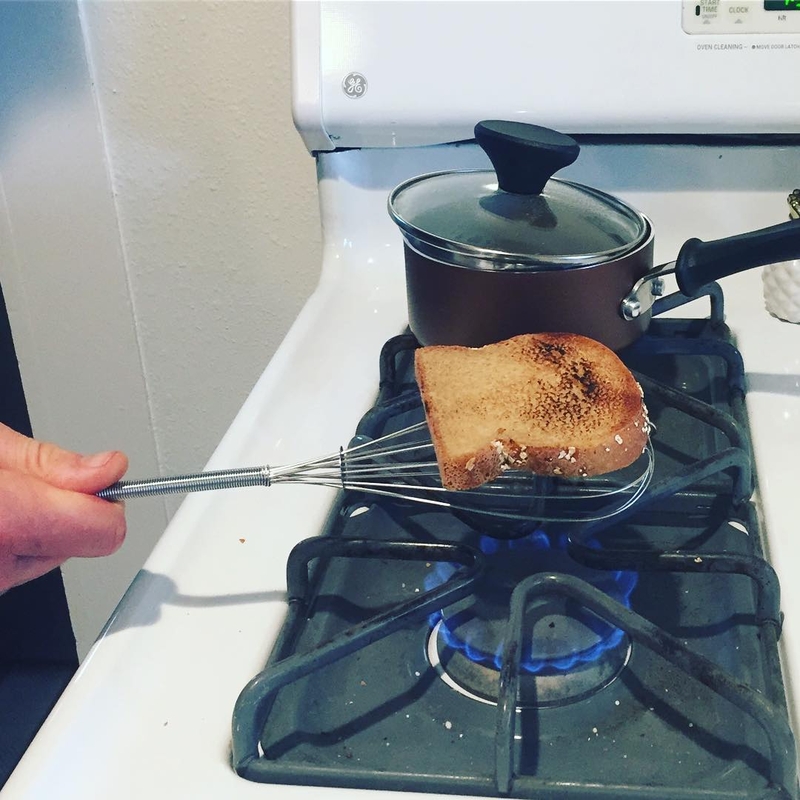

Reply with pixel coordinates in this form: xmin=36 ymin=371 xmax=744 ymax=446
xmin=414 ymin=332 xmax=650 ymax=491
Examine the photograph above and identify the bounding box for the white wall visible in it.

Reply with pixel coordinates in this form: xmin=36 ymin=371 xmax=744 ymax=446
xmin=0 ymin=0 xmax=321 ymax=658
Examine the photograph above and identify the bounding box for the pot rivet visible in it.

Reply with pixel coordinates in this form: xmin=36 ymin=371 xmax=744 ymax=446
xmin=623 ymin=299 xmax=642 ymax=320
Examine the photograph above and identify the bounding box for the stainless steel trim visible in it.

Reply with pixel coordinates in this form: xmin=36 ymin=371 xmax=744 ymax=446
xmin=619 ymin=261 xmax=675 ymax=321
xmin=388 ymin=173 xmax=651 ymax=272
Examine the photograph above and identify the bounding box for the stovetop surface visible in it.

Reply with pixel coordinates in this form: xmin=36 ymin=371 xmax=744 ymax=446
xmin=234 ymin=315 xmax=796 ymax=798
xmin=256 ymin=511 xmax=774 ymax=794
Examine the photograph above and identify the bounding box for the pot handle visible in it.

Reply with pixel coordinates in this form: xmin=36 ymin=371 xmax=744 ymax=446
xmin=474 ymin=120 xmax=580 ymax=195
xmin=676 ymin=219 xmax=800 ymax=297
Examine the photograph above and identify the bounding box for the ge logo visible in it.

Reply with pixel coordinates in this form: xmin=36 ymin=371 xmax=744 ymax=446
xmin=342 ymin=72 xmax=368 ymax=99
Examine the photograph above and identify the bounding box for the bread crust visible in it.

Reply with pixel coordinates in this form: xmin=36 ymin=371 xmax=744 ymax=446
xmin=415 ymin=332 xmax=650 ymax=491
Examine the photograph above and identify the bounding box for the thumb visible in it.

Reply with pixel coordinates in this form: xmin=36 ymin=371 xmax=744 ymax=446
xmin=0 ymin=423 xmax=128 ymax=494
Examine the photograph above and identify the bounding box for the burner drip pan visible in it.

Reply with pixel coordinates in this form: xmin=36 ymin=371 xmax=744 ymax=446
xmin=427 ymin=618 xmax=631 ymax=707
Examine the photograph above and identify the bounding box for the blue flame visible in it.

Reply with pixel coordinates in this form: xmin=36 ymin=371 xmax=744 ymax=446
xmin=426 ymin=530 xmax=637 ymax=675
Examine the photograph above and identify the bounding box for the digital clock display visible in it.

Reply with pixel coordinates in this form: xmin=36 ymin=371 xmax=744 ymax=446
xmin=764 ymin=0 xmax=800 ymax=9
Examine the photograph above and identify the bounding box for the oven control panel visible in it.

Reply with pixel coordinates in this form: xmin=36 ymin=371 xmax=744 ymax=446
xmin=683 ymin=0 xmax=800 ymax=32
xmin=294 ymin=0 xmax=800 ymax=151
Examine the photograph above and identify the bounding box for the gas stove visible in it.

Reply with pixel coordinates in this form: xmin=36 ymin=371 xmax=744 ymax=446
xmin=4 ymin=146 xmax=800 ymax=800
xmin=4 ymin=2 xmax=800 ymax=798
xmin=230 ymin=305 xmax=796 ymax=799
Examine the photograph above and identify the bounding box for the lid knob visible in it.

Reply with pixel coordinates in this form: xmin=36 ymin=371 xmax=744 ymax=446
xmin=474 ymin=120 xmax=580 ymax=195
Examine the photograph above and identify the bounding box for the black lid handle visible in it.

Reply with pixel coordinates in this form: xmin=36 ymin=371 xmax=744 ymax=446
xmin=474 ymin=120 xmax=580 ymax=195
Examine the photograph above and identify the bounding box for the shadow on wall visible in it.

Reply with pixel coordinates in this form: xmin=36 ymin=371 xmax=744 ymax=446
xmin=0 ymin=1 xmax=86 ymax=155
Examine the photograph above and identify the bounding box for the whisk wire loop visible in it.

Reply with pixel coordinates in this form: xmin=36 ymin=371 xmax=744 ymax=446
xmin=98 ymin=420 xmax=654 ymax=525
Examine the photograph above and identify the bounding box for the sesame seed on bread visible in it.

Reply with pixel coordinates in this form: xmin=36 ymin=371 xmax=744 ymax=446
xmin=414 ymin=332 xmax=650 ymax=491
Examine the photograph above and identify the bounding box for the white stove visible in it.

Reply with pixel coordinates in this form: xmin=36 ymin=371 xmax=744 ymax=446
xmin=4 ymin=2 xmax=800 ymax=798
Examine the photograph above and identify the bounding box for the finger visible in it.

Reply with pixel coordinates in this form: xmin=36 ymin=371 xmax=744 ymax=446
xmin=0 ymin=423 xmax=128 ymax=493
xmin=0 ymin=469 xmax=127 ymax=560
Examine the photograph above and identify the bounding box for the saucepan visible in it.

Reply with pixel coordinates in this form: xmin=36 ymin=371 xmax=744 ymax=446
xmin=388 ymin=120 xmax=800 ymax=351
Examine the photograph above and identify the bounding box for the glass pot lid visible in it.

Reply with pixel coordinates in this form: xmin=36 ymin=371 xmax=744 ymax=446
xmin=388 ymin=121 xmax=649 ymax=271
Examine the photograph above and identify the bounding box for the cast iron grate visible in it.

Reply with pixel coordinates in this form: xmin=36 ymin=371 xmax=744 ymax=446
xmin=232 ymin=284 xmax=798 ymax=799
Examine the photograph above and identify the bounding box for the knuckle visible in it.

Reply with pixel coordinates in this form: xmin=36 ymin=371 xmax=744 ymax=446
xmin=22 ymin=439 xmax=50 ymax=480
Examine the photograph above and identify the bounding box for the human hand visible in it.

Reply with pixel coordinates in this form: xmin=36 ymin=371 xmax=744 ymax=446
xmin=0 ymin=423 xmax=128 ymax=592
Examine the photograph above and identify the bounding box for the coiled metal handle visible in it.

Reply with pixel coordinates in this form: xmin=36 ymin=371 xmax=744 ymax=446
xmin=97 ymin=466 xmax=271 ymax=501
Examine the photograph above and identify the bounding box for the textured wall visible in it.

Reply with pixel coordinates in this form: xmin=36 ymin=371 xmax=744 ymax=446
xmin=0 ymin=0 xmax=321 ymax=657
xmin=82 ymin=0 xmax=322 ymax=478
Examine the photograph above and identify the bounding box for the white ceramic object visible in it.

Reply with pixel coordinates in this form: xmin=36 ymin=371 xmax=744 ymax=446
xmin=763 ymin=260 xmax=800 ymax=323
xmin=762 ymin=192 xmax=800 ymax=323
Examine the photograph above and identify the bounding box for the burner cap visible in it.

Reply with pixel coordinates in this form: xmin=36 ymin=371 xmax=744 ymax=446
xmin=428 ymin=619 xmax=631 ymax=708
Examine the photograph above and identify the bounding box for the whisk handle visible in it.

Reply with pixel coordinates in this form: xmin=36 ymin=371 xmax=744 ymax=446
xmin=97 ymin=466 xmax=271 ymax=501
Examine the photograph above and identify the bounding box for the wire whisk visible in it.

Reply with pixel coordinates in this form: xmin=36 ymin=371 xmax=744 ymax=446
xmin=97 ymin=421 xmax=654 ymax=524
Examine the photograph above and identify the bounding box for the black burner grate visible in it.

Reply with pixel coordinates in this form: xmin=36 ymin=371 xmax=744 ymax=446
xmin=232 ymin=287 xmax=798 ymax=799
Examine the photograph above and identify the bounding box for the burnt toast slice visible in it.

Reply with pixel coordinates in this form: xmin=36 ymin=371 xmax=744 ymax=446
xmin=414 ymin=332 xmax=650 ymax=491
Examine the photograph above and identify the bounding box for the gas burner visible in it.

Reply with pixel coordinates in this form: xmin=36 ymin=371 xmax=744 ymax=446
xmin=427 ymin=618 xmax=631 ymax=708
xmin=424 ymin=530 xmax=636 ymax=707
